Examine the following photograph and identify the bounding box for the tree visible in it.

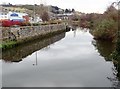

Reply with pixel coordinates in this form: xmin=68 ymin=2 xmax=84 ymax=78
xmin=65 ymin=9 xmax=69 ymax=13
xmin=72 ymin=9 xmax=75 ymax=12
xmin=41 ymin=11 xmax=50 ymax=21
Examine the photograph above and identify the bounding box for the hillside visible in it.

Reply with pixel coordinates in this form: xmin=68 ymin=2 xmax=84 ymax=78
xmin=1 ymin=4 xmax=75 ymax=15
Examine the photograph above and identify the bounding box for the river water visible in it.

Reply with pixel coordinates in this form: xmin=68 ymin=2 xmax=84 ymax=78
xmin=1 ymin=27 xmax=119 ymax=87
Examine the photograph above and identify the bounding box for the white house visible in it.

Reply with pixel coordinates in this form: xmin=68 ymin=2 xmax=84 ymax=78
xmin=0 ymin=11 xmax=29 ymax=22
xmin=0 ymin=12 xmax=9 ymax=21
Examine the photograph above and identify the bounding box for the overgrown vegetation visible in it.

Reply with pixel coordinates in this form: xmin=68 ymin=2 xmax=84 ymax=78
xmin=0 ymin=41 xmax=17 ymax=49
xmin=79 ymin=1 xmax=119 ymax=81
xmin=40 ymin=11 xmax=50 ymax=22
xmin=111 ymin=30 xmax=120 ymax=80
xmin=92 ymin=19 xmax=117 ymax=40
xmin=79 ymin=2 xmax=118 ymax=41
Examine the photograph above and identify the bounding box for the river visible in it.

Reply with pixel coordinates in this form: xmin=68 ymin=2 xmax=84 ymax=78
xmin=1 ymin=27 xmax=119 ymax=87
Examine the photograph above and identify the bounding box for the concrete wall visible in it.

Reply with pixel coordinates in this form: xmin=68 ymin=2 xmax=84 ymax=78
xmin=1 ymin=24 xmax=66 ymax=43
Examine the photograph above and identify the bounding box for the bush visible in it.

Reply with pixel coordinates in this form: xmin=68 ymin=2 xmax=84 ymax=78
xmin=41 ymin=11 xmax=50 ymax=22
xmin=32 ymin=23 xmax=40 ymax=26
xmin=21 ymin=22 xmax=31 ymax=26
xmin=92 ymin=19 xmax=117 ymax=40
xmin=49 ymin=20 xmax=62 ymax=24
xmin=40 ymin=22 xmax=49 ymax=25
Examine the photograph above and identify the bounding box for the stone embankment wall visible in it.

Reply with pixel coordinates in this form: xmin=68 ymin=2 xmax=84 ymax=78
xmin=2 ymin=33 xmax=65 ymax=62
xmin=1 ymin=24 xmax=66 ymax=43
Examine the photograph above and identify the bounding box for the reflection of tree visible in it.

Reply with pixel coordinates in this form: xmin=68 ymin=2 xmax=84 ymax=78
xmin=107 ymin=2 xmax=120 ymax=88
xmin=107 ymin=65 xmax=119 ymax=87
xmin=110 ymin=2 xmax=120 ymax=88
xmin=92 ymin=39 xmax=119 ymax=87
xmin=111 ymin=28 xmax=120 ymax=80
xmin=111 ymin=30 xmax=120 ymax=88
xmin=92 ymin=40 xmax=115 ymax=61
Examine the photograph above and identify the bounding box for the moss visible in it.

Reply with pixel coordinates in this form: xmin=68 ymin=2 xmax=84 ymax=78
xmin=0 ymin=41 xmax=17 ymax=50
xmin=2 ymin=29 xmax=66 ymax=50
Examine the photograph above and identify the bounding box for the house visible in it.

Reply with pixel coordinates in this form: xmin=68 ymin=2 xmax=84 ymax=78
xmin=0 ymin=11 xmax=30 ymax=27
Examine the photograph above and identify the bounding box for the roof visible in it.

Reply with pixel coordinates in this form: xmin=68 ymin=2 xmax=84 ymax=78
xmin=10 ymin=13 xmax=19 ymax=16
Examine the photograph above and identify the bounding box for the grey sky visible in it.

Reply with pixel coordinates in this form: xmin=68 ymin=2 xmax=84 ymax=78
xmin=0 ymin=0 xmax=117 ymax=13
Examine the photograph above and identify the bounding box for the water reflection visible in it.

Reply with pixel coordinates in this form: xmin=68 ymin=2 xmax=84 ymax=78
xmin=0 ymin=61 xmax=1 ymax=89
xmin=92 ymin=39 xmax=119 ymax=87
xmin=2 ymin=28 xmax=119 ymax=87
xmin=92 ymin=40 xmax=115 ymax=61
xmin=111 ymin=35 xmax=120 ymax=88
xmin=0 ymin=50 xmax=2 ymax=88
xmin=2 ymin=32 xmax=65 ymax=63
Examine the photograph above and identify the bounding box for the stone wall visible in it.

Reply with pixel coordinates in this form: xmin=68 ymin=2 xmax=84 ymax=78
xmin=2 ymin=33 xmax=65 ymax=62
xmin=1 ymin=24 xmax=66 ymax=43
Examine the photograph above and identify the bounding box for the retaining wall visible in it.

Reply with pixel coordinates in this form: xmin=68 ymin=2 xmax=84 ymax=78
xmin=1 ymin=24 xmax=66 ymax=43
xmin=2 ymin=33 xmax=65 ymax=62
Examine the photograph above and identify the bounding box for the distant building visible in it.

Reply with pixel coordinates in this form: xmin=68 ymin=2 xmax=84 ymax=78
xmin=0 ymin=12 xmax=8 ymax=21
xmin=53 ymin=13 xmax=74 ymax=20
xmin=0 ymin=11 xmax=30 ymax=26
xmin=1 ymin=6 xmax=27 ymax=13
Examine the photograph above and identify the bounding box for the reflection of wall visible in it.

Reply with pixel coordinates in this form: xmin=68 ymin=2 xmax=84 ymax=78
xmin=2 ymin=32 xmax=65 ymax=62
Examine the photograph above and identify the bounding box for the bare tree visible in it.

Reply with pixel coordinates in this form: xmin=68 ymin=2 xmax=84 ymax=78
xmin=41 ymin=11 xmax=50 ymax=21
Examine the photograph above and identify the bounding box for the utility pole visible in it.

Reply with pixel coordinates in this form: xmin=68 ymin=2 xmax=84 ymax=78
xmin=33 ymin=0 xmax=36 ymax=23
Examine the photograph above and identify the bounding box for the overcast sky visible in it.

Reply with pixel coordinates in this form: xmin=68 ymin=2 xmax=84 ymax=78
xmin=0 ymin=0 xmax=118 ymax=13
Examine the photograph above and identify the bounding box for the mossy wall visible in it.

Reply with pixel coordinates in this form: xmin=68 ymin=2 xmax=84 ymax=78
xmin=0 ymin=24 xmax=66 ymax=49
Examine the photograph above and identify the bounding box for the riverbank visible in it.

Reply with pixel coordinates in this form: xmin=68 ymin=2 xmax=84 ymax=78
xmin=2 ymin=28 xmax=119 ymax=87
xmin=78 ymin=4 xmax=118 ymax=41
xmin=2 ymin=32 xmax=65 ymax=62
xmin=0 ymin=24 xmax=69 ymax=50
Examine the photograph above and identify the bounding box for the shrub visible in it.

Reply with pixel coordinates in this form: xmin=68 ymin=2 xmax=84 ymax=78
xmin=92 ymin=19 xmax=118 ymax=40
xmin=41 ymin=11 xmax=50 ymax=22
xmin=21 ymin=22 xmax=31 ymax=26
xmin=32 ymin=23 xmax=40 ymax=26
